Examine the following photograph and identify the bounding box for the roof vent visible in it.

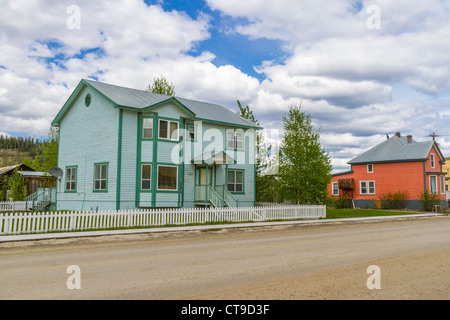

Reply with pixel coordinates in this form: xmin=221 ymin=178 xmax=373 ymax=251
xmin=395 ymin=132 xmax=401 ymax=137
xmin=406 ymin=135 xmax=413 ymax=143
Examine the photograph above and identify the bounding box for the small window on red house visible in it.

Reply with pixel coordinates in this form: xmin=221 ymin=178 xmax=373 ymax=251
xmin=367 ymin=164 xmax=373 ymax=173
xmin=430 ymin=153 xmax=435 ymax=168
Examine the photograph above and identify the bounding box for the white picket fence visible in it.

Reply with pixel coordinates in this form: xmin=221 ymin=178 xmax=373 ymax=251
xmin=0 ymin=201 xmax=27 ymax=212
xmin=0 ymin=205 xmax=326 ymax=236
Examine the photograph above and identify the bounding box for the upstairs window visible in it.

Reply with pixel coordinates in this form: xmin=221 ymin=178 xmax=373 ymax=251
xmin=227 ymin=130 xmax=244 ymax=150
xmin=143 ymin=118 xmax=153 ymax=139
xmin=159 ymin=119 xmax=179 ymax=141
xmin=430 ymin=153 xmax=435 ymax=168
xmin=187 ymin=125 xmax=196 ymax=140
xmin=367 ymin=164 xmax=373 ymax=173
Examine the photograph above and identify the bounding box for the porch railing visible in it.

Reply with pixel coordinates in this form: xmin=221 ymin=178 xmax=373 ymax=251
xmin=194 ymin=185 xmax=239 ymax=207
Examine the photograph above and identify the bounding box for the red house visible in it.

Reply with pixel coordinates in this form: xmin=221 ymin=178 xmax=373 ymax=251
xmin=328 ymin=133 xmax=447 ymax=209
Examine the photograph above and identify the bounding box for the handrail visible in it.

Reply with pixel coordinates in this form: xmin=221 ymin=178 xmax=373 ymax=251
xmin=208 ymin=186 xmax=222 ymax=208
xmin=223 ymin=185 xmax=239 ymax=207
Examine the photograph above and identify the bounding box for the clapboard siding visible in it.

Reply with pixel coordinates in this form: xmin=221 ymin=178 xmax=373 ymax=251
xmin=54 ymin=81 xmax=258 ymax=210
xmin=57 ymin=86 xmax=119 ymax=211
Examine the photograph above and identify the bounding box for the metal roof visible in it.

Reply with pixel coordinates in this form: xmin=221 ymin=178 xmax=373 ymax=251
xmin=348 ymin=135 xmax=442 ymax=164
xmin=80 ymin=79 xmax=261 ymax=129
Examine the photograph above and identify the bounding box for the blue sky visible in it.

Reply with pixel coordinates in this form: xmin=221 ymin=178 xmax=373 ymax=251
xmin=1 ymin=0 xmax=450 ymax=172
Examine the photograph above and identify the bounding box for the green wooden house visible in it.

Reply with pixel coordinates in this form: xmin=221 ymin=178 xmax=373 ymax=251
xmin=51 ymin=79 xmax=261 ymax=211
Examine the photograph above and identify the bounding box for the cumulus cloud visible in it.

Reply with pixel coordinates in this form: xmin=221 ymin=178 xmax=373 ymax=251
xmin=2 ymin=0 xmax=450 ymax=167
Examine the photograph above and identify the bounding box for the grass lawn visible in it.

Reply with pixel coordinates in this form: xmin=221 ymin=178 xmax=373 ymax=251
xmin=326 ymin=208 xmax=430 ymax=219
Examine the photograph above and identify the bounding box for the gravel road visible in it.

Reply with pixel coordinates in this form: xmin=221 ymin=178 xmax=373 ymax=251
xmin=0 ymin=215 xmax=449 ymax=300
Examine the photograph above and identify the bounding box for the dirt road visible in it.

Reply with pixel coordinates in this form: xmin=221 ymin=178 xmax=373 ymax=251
xmin=0 ymin=216 xmax=449 ymax=300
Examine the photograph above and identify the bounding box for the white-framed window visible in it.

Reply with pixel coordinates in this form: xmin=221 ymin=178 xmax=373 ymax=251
xmin=187 ymin=124 xmax=195 ymax=140
xmin=367 ymin=164 xmax=373 ymax=173
xmin=332 ymin=182 xmax=339 ymax=196
xmin=157 ymin=165 xmax=178 ymax=190
xmin=360 ymin=181 xmax=375 ymax=195
xmin=430 ymin=153 xmax=435 ymax=168
xmin=227 ymin=170 xmax=244 ymax=193
xmin=143 ymin=118 xmax=153 ymax=139
xmin=159 ymin=119 xmax=179 ymax=141
xmin=65 ymin=166 xmax=77 ymax=192
xmin=440 ymin=175 xmax=445 ymax=195
xmin=94 ymin=163 xmax=108 ymax=191
xmin=429 ymin=175 xmax=437 ymax=194
xmin=141 ymin=164 xmax=152 ymax=190
xmin=227 ymin=130 xmax=244 ymax=150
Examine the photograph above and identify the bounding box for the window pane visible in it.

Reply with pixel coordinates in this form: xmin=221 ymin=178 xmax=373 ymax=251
xmin=142 ymin=180 xmax=151 ymax=190
xmin=101 ymin=164 xmax=107 ymax=179
xmin=236 ymin=184 xmax=243 ymax=192
xmin=143 ymin=118 xmax=153 ymax=138
xmin=430 ymin=176 xmax=437 ymax=193
xmin=227 ymin=183 xmax=235 ymax=192
xmin=227 ymin=171 xmax=235 ymax=183
xmin=66 ymin=182 xmax=71 ymax=190
xmin=158 ymin=166 xmax=177 ymax=190
xmin=101 ymin=180 xmax=106 ymax=190
xmin=142 ymin=164 xmax=151 ymax=180
xmin=143 ymin=128 xmax=153 ymax=139
xmin=159 ymin=120 xmax=168 ymax=139
xmin=235 ymin=171 xmax=243 ymax=183
xmin=94 ymin=165 xmax=100 ymax=180
xmin=70 ymin=182 xmax=75 ymax=190
xmin=95 ymin=180 xmax=100 ymax=190
xmin=188 ymin=125 xmax=195 ymax=140
xmin=169 ymin=122 xmax=178 ymax=140
xmin=70 ymin=168 xmax=76 ymax=181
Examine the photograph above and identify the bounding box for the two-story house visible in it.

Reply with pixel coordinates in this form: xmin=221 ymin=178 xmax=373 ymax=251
xmin=328 ymin=132 xmax=447 ymax=209
xmin=51 ymin=79 xmax=261 ymax=211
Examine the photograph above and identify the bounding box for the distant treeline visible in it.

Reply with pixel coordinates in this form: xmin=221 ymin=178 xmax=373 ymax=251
xmin=0 ymin=135 xmax=43 ymax=156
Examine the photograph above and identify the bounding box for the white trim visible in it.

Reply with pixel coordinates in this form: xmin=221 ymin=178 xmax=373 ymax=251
xmin=157 ymin=164 xmax=178 ymax=191
xmin=429 ymin=175 xmax=437 ymax=194
xmin=440 ymin=175 xmax=445 ymax=195
xmin=141 ymin=164 xmax=152 ymax=190
xmin=158 ymin=119 xmax=179 ymax=141
xmin=332 ymin=182 xmax=339 ymax=196
xmin=360 ymin=180 xmax=375 ymax=195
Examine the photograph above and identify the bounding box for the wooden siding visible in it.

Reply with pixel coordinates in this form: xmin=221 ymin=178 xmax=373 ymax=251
xmin=56 ymin=86 xmax=119 ymax=211
xmin=329 ymin=145 xmax=446 ymax=201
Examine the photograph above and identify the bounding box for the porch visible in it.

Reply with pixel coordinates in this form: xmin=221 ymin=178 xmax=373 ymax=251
xmin=192 ymin=151 xmax=239 ymax=208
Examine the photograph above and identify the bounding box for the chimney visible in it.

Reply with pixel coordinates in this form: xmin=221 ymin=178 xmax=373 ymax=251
xmin=406 ymin=135 xmax=412 ymax=143
xmin=395 ymin=132 xmax=401 ymax=137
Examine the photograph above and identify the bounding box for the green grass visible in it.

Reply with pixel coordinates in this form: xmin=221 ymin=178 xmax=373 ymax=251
xmin=326 ymin=208 xmax=423 ymax=219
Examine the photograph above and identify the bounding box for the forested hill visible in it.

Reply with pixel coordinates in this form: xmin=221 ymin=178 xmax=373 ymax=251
xmin=0 ymin=134 xmax=58 ymax=171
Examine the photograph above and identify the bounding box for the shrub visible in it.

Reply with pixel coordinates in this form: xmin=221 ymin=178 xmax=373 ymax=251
xmin=419 ymin=190 xmax=441 ymax=211
xmin=379 ymin=191 xmax=408 ymax=209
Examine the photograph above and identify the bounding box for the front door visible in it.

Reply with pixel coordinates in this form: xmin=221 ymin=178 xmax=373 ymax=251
xmin=195 ymin=166 xmax=213 ymax=202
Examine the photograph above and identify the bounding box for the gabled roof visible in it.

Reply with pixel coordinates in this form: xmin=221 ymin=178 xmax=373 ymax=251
xmin=192 ymin=151 xmax=236 ymax=165
xmin=52 ymin=79 xmax=262 ymax=129
xmin=348 ymin=135 xmax=445 ymax=165
xmin=0 ymin=164 xmax=35 ymax=175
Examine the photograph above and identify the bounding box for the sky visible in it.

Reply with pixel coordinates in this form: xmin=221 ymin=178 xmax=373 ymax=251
xmin=1 ymin=0 xmax=450 ymax=172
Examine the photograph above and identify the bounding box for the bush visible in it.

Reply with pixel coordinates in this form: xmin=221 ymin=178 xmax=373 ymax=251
xmin=378 ymin=191 xmax=408 ymax=209
xmin=419 ymin=190 xmax=441 ymax=211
